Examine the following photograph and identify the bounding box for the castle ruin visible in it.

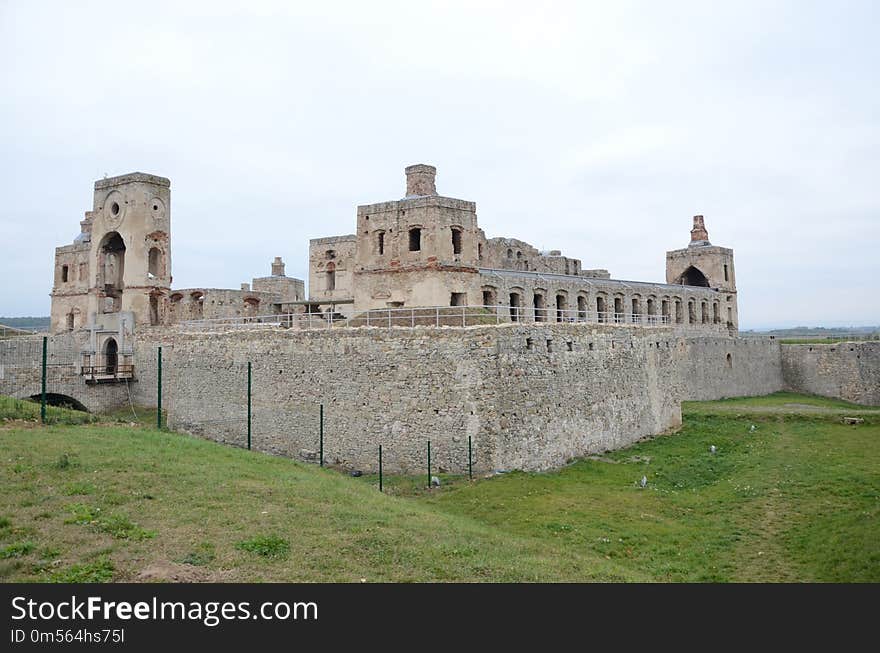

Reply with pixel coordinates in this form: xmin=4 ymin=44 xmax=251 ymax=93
xmin=1 ymin=163 xmax=867 ymax=473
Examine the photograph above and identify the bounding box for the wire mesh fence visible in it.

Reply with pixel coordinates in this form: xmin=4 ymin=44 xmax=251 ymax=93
xmin=1 ymin=336 xmax=481 ymax=485
xmin=0 ymin=335 xmax=155 ymax=423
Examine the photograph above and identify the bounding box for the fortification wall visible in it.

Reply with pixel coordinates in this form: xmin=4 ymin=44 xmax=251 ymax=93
xmin=678 ymin=336 xmax=783 ymax=400
xmin=140 ymin=324 xmax=691 ymax=473
xmin=781 ymin=342 xmax=880 ymax=406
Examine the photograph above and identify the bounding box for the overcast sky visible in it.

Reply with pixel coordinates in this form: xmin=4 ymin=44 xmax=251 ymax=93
xmin=1 ymin=0 xmax=877 ymax=328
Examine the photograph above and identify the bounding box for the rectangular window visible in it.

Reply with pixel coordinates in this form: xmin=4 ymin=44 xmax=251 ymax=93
xmin=409 ymin=228 xmax=421 ymax=252
xmin=61 ymin=265 xmax=69 ymax=283
xmin=451 ymin=228 xmax=462 ymax=255
xmin=450 ymin=292 xmax=466 ymax=306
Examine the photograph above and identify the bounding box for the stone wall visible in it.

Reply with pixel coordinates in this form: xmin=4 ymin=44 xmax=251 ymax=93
xmin=167 ymin=288 xmax=280 ymax=323
xmin=781 ymin=342 xmax=880 ymax=406
xmin=679 ymin=336 xmax=783 ymax=400
xmin=150 ymin=323 xmax=691 ymax=473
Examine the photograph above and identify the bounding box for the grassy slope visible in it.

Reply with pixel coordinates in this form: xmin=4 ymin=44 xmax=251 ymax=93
xmin=0 ymin=401 xmax=636 ymax=583
xmin=1 ymin=393 xmax=877 ymax=582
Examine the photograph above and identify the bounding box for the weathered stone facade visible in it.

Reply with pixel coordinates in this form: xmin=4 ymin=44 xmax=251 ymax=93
xmin=310 ymin=165 xmax=739 ymax=331
xmin=137 ymin=324 xmax=787 ymax=472
xmin=49 ymin=173 xmax=305 ymax=336
xmin=781 ymin=342 xmax=880 ymax=406
xmin=20 ymin=162 xmax=871 ymax=476
xmin=50 ymin=173 xmax=173 ymax=335
xmin=154 ymin=324 xmax=686 ymax=472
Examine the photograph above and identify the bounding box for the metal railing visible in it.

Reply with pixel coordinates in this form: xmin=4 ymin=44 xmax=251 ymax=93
xmin=174 ymin=304 xmax=733 ymax=332
xmin=80 ymin=353 xmax=135 ymax=382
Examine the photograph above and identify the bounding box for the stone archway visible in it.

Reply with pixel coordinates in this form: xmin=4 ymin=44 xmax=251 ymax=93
xmin=104 ymin=338 xmax=118 ymax=375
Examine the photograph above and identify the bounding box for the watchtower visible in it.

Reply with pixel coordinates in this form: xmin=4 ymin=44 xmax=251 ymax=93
xmin=666 ymin=215 xmax=738 ymax=327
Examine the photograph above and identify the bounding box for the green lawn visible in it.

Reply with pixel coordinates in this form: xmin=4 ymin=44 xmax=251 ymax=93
xmin=1 ymin=392 xmax=877 ymax=582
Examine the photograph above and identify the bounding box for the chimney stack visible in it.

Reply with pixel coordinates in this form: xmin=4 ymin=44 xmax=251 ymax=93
xmin=271 ymin=256 xmax=285 ymax=276
xmin=405 ymin=164 xmax=437 ymax=197
xmin=689 ymin=215 xmax=710 ymax=246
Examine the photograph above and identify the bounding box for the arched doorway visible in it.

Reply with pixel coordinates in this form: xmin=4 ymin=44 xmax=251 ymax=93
xmin=677 ymin=265 xmax=710 ymax=287
xmin=104 ymin=338 xmax=118 ymax=376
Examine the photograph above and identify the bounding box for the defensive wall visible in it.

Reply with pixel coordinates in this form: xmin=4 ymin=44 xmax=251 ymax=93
xmin=134 ymin=324 xmax=782 ymax=472
xmin=10 ymin=328 xmax=877 ymax=472
xmin=781 ymin=342 xmax=880 ymax=406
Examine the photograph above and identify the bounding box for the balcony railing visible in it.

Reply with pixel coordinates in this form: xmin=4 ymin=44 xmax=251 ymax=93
xmin=178 ymin=304 xmax=730 ymax=332
xmin=80 ymin=353 xmax=134 ymax=382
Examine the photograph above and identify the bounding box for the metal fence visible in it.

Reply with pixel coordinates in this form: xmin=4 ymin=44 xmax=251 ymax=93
xmin=0 ymin=335 xmax=141 ymax=419
xmin=1 ymin=336 xmax=479 ymax=486
xmin=176 ymin=304 xmax=709 ymax=331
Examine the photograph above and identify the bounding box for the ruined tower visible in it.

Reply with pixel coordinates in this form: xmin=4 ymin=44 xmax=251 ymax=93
xmin=665 ymin=215 xmax=738 ymax=327
xmin=50 ymin=172 xmax=172 ymax=334
xmin=346 ymin=164 xmax=482 ymax=312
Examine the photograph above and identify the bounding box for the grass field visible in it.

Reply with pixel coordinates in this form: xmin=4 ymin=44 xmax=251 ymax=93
xmin=1 ymin=392 xmax=877 ymax=582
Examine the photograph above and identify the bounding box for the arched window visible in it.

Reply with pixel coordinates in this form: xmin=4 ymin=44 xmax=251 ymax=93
xmin=149 ymin=295 xmax=159 ymax=326
xmin=326 ymin=262 xmax=336 ymax=291
xmin=66 ymin=312 xmax=74 ymax=331
xmin=713 ymin=302 xmax=720 ymax=323
xmin=482 ymin=287 xmax=497 ymax=307
xmin=98 ymin=231 xmax=126 ymax=308
xmin=408 ymin=227 xmax=421 ymax=252
xmin=555 ymin=293 xmax=567 ymax=322
xmin=451 ymin=227 xmax=462 ymax=255
xmin=533 ymin=292 xmax=546 ymax=322
xmin=104 ymin=338 xmax=118 ymax=376
xmin=509 ymin=292 xmax=522 ymax=321
xmin=148 ymin=247 xmax=162 ymax=277
xmin=507 ymin=248 xmax=513 ymax=259
xmin=577 ymin=295 xmax=587 ymax=321
xmin=614 ymin=297 xmax=623 ymax=323
xmin=597 ymin=296 xmax=607 ymax=323
xmin=244 ymin=297 xmax=260 ymax=317
xmin=191 ymin=291 xmax=205 ymax=319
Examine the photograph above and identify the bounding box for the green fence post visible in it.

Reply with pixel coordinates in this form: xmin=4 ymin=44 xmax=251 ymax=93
xmin=156 ymin=346 xmax=162 ymax=430
xmin=427 ymin=440 xmax=432 ymax=489
xmin=319 ymin=404 xmax=324 ymax=467
xmin=247 ymin=362 xmax=252 ymax=451
xmin=40 ymin=336 xmax=47 ymax=424
xmin=379 ymin=445 xmax=383 ymax=493
xmin=468 ymin=435 xmax=473 ymax=480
